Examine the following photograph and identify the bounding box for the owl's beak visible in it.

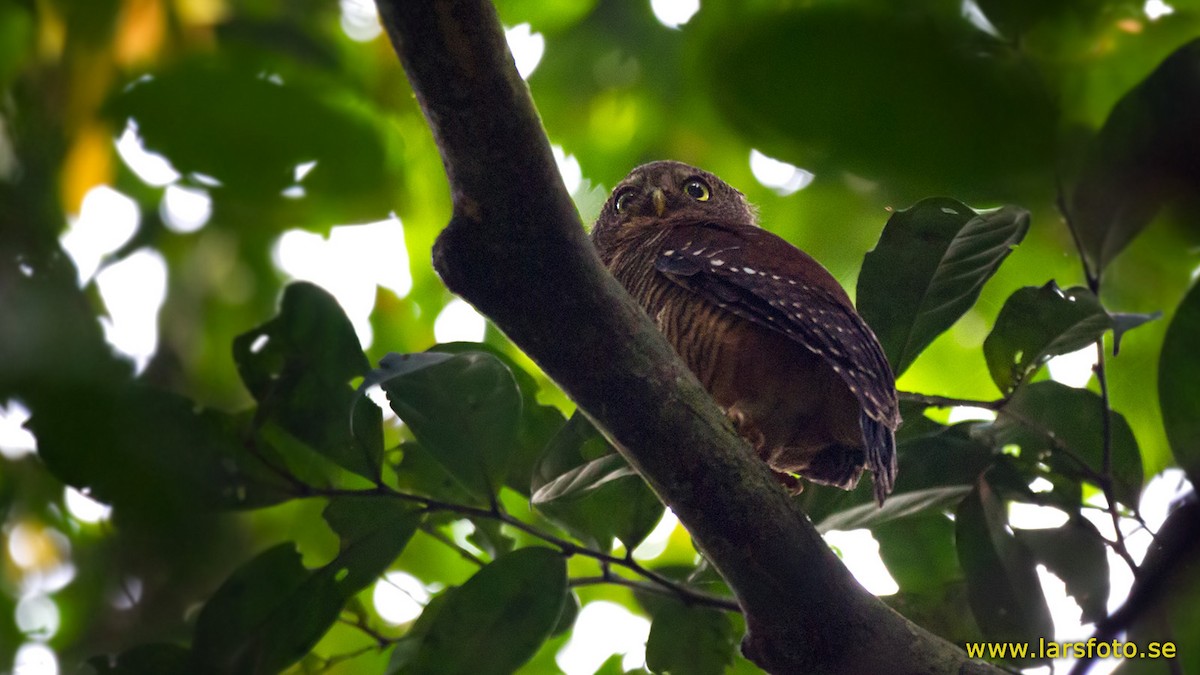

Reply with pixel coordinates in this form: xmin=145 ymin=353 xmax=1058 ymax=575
xmin=651 ymin=188 xmax=666 ymax=217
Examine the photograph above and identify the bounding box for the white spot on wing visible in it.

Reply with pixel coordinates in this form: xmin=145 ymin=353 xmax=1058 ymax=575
xmin=711 ymin=260 xmax=724 ymax=266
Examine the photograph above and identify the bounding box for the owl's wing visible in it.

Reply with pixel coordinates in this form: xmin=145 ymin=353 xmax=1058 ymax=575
xmin=655 ymin=223 xmax=898 ymax=499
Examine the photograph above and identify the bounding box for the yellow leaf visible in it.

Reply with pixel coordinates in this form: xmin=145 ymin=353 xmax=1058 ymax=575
xmin=61 ymin=123 xmax=114 ymax=214
xmin=116 ymin=0 xmax=165 ymax=65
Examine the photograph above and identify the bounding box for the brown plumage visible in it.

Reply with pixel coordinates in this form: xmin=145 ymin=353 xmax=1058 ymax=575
xmin=591 ymin=160 xmax=900 ymax=503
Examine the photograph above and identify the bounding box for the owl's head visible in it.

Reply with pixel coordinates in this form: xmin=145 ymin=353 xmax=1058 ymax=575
xmin=592 ymin=161 xmax=756 ymax=258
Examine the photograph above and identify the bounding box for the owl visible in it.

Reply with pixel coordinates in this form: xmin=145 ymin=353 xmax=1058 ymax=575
xmin=591 ymin=161 xmax=899 ymax=504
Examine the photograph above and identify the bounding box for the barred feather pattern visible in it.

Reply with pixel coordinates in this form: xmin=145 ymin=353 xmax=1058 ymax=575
xmin=590 ymin=160 xmax=899 ymax=503
xmin=655 ymin=223 xmax=899 ymax=501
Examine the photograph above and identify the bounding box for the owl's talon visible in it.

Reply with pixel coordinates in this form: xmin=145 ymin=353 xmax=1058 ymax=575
xmin=774 ymin=471 xmax=804 ymax=495
xmin=726 ymin=408 xmax=766 ymax=453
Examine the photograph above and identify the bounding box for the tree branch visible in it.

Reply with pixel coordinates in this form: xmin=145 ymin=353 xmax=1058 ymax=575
xmin=899 ymin=390 xmax=1006 ymax=411
xmin=1067 ymin=492 xmax=1198 ymax=675
xmin=375 ymin=2 xmax=1002 ymax=672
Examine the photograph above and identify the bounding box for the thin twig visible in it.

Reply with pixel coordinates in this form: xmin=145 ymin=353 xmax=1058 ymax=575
xmin=907 ymin=378 xmax=1143 ymax=571
xmin=1056 ymin=180 xmax=1142 ymax=573
xmin=338 ymin=613 xmax=394 ymax=648
xmin=571 ymin=572 xmax=739 ymax=612
xmin=1093 ymin=342 xmax=1140 ymax=575
xmin=1067 ymin=495 xmax=1199 ymax=675
xmin=1055 ymin=175 xmax=1098 ymax=292
xmin=315 ymin=645 xmax=379 ymax=672
xmin=898 ymin=390 xmax=1005 ymax=411
xmin=304 ymin=485 xmax=739 ymax=613
xmin=493 ymin=510 xmax=739 ymax=610
xmin=998 ymin=403 xmax=1142 ymax=569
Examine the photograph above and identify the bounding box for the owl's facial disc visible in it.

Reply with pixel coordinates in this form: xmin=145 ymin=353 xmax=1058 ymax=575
xmin=611 ymin=175 xmax=709 ymax=220
xmin=612 ymin=186 xmax=663 ymax=219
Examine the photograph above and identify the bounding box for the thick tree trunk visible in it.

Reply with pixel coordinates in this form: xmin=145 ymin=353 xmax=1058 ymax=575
xmin=375 ymin=2 xmax=1002 ymax=673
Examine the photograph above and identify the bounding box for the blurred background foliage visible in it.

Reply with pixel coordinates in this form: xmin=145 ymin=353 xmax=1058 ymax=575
xmin=0 ymin=0 xmax=1198 ymax=673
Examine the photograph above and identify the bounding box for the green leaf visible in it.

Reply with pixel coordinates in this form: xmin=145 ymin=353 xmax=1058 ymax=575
xmin=31 ymin=383 xmax=291 ymax=512
xmin=975 ymin=0 xmax=1106 ymax=39
xmin=87 ymin=644 xmax=190 ymax=675
xmin=190 ymin=545 xmax=308 ymax=674
xmin=467 ymin=518 xmax=515 ymax=559
xmin=858 ymin=197 xmax=1030 ymax=376
xmin=1071 ymin=38 xmax=1200 ymax=274
xmin=374 ymin=351 xmax=522 ymax=502
xmin=1110 ymin=311 xmax=1161 ymax=356
xmin=0 ymin=245 xmax=130 ymax=403
xmin=983 ymin=454 xmax=1084 ymax=512
xmin=693 ymin=6 xmax=1057 ymax=200
xmin=394 ymin=547 xmax=568 ymax=675
xmin=874 ymin=514 xmax=960 ymax=595
xmin=394 ymin=441 xmax=479 ymax=505
xmin=551 ymin=590 xmax=581 ymax=637
xmin=429 ymin=342 xmax=566 ymax=496
xmin=534 ymin=454 xmax=639 ymax=501
xmin=106 ymin=55 xmax=390 ymax=214
xmin=983 ymin=282 xmax=1111 ymax=394
xmin=322 ymin=494 xmax=420 ymax=548
xmin=810 ymin=422 xmax=993 ymax=530
xmin=236 ymin=282 xmax=369 ymax=389
xmin=986 ymin=381 xmax=1144 ymax=508
xmin=1160 ymin=280 xmax=1200 ymax=486
xmin=191 ymin=500 xmax=421 ymax=675
xmin=875 ymin=514 xmax=981 ymax=645
xmin=645 ymin=603 xmax=736 ymax=675
xmin=214 ymin=19 xmax=341 ymax=72
xmin=233 ymin=282 xmax=381 ymax=481
xmin=956 ymin=477 xmax=1053 ymax=658
xmin=817 ymin=485 xmax=972 ymax=533
xmin=1015 ymin=517 xmax=1110 ymax=624
xmin=531 ymin=413 xmax=664 ymax=551
xmin=386 ymin=592 xmax=451 ymax=674
xmin=0 ymin=0 xmax=34 ymax=92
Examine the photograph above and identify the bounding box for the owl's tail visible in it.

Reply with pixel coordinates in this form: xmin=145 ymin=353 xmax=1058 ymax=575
xmin=861 ymin=411 xmax=897 ymax=505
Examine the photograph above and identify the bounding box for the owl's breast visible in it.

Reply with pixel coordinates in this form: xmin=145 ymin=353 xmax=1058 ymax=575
xmin=614 ymin=264 xmax=863 ymax=460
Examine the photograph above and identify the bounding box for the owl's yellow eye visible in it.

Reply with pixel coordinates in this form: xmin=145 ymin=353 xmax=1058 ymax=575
xmin=614 ymin=189 xmax=636 ymax=213
xmin=684 ymin=179 xmax=711 ymax=202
